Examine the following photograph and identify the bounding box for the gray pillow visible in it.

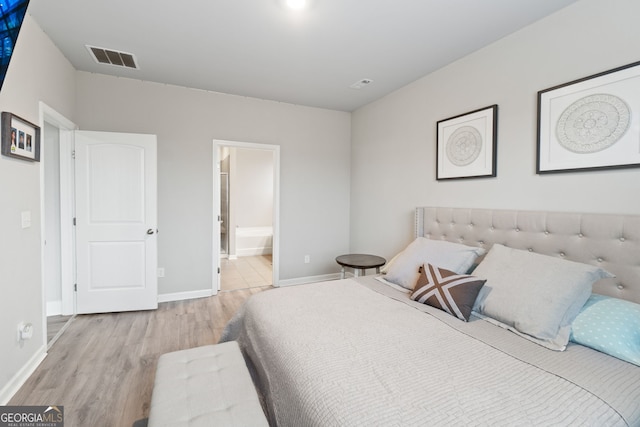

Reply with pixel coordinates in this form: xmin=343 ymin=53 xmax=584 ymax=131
xmin=384 ymin=237 xmax=485 ymax=290
xmin=471 ymin=244 xmax=614 ymax=351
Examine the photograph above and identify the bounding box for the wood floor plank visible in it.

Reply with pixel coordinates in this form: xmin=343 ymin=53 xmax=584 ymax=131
xmin=9 ymin=286 xmax=270 ymax=427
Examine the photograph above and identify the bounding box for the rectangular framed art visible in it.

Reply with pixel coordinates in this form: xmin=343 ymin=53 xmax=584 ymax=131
xmin=537 ymin=60 xmax=640 ymax=174
xmin=436 ymin=104 xmax=497 ymax=180
xmin=1 ymin=111 xmax=40 ymax=162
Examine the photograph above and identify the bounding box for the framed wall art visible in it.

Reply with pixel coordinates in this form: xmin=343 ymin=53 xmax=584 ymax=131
xmin=436 ymin=104 xmax=497 ymax=180
xmin=537 ymin=60 xmax=640 ymax=174
xmin=1 ymin=111 xmax=40 ymax=162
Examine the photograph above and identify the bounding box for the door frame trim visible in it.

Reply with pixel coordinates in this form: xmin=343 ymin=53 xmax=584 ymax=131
xmin=212 ymin=139 xmax=280 ymax=293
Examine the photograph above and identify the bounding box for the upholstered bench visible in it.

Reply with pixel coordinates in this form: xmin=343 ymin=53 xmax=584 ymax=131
xmin=148 ymin=341 xmax=268 ymax=426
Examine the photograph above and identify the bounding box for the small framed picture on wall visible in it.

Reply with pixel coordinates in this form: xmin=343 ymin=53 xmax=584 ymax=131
xmin=436 ymin=104 xmax=498 ymax=180
xmin=1 ymin=112 xmax=41 ymax=162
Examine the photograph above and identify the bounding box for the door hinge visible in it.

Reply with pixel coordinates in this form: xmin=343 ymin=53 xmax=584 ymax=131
xmin=73 ymin=217 xmax=76 ymax=226
xmin=71 ymin=150 xmax=75 ymax=159
xmin=74 ymin=284 xmax=77 ymax=292
xmin=218 ymin=267 xmax=221 ymax=274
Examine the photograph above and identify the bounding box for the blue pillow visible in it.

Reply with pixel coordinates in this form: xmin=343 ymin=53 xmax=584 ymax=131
xmin=570 ymin=294 xmax=640 ymax=366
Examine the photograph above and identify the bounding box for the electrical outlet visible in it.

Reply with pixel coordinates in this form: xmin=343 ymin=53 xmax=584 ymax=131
xmin=21 ymin=211 xmax=31 ymax=228
xmin=17 ymin=322 xmax=33 ymax=342
xmin=304 ymin=255 xmax=310 ymax=264
xmin=157 ymin=268 xmax=165 ymax=277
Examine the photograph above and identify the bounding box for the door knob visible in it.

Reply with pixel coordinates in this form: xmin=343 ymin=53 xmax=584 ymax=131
xmin=147 ymin=229 xmax=155 ymax=235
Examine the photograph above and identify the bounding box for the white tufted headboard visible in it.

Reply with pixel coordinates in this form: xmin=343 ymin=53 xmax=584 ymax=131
xmin=415 ymin=207 xmax=640 ymax=304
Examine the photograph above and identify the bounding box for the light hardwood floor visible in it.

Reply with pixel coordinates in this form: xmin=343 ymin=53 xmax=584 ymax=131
xmin=10 ymin=286 xmax=268 ymax=427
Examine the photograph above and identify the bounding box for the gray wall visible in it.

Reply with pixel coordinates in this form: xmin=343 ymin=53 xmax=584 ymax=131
xmin=74 ymin=73 xmax=352 ymax=294
xmin=234 ymin=148 xmax=274 ymax=228
xmin=0 ymin=15 xmax=76 ymax=401
xmin=350 ymin=0 xmax=640 ymax=260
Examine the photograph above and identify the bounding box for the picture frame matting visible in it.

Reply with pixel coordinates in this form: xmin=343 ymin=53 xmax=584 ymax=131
xmin=436 ymin=104 xmax=498 ymax=180
xmin=537 ymin=60 xmax=640 ymax=174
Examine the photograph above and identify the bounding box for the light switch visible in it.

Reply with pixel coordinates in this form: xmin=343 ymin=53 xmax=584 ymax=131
xmin=21 ymin=211 xmax=31 ymax=228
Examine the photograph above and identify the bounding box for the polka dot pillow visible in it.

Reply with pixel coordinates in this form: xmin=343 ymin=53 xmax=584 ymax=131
xmin=570 ymin=294 xmax=640 ymax=366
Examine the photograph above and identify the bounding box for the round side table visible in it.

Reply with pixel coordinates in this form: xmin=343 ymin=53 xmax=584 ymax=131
xmin=335 ymin=254 xmax=386 ymax=279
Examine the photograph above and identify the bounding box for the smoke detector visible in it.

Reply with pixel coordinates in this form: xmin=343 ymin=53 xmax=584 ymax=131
xmin=86 ymin=45 xmax=139 ymax=69
xmin=279 ymin=0 xmax=314 ymax=10
xmin=349 ymin=79 xmax=373 ymax=90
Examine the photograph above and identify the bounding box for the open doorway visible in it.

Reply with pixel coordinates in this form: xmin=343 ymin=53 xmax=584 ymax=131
xmin=213 ymin=140 xmax=280 ymax=292
xmin=42 ymin=121 xmax=72 ymax=345
xmin=39 ymin=103 xmax=77 ymax=348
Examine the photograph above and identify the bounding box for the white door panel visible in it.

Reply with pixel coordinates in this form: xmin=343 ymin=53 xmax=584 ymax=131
xmin=87 ymin=143 xmax=145 ymax=222
xmin=75 ymin=130 xmax=157 ymax=314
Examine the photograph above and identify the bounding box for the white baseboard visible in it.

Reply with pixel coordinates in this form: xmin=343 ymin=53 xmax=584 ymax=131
xmin=158 ymin=289 xmax=213 ymax=303
xmin=277 ymin=273 xmax=342 ymax=287
xmin=46 ymin=300 xmax=62 ymax=316
xmin=0 ymin=345 xmax=47 ymax=405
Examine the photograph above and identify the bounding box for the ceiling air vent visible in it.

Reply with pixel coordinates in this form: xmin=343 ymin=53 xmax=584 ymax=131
xmin=86 ymin=45 xmax=139 ymax=69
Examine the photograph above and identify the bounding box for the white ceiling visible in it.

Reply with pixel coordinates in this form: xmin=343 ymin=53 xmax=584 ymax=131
xmin=28 ymin=0 xmax=578 ymax=112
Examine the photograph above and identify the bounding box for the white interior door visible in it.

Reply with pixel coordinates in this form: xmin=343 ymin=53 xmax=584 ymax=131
xmin=75 ymin=130 xmax=158 ymax=314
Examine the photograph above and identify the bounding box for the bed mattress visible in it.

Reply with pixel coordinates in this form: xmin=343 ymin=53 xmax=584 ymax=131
xmin=221 ymin=277 xmax=640 ymax=426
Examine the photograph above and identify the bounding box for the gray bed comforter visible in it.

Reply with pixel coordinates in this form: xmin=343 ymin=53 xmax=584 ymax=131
xmin=221 ymin=277 xmax=640 ymax=426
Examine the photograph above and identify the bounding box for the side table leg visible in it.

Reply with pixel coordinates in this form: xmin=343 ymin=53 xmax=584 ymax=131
xmin=341 ymin=267 xmax=345 ymax=279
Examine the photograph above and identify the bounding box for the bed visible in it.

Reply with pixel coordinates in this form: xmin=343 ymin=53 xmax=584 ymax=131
xmin=221 ymin=207 xmax=640 ymax=426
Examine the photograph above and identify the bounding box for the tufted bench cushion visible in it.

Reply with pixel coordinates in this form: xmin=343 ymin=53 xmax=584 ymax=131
xmin=148 ymin=341 xmax=268 ymax=427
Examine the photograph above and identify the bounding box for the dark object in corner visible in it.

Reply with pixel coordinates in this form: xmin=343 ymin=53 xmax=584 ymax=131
xmin=132 ymin=418 xmax=148 ymax=427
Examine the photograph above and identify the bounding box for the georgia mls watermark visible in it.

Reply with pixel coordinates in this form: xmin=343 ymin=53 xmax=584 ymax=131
xmin=0 ymin=406 xmax=63 ymax=427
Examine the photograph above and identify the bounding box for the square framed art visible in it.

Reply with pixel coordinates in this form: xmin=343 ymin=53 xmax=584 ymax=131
xmin=537 ymin=60 xmax=640 ymax=174
xmin=436 ymin=104 xmax=497 ymax=180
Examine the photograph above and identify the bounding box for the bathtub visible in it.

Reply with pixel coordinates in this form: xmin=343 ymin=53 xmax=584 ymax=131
xmin=235 ymin=226 xmax=273 ymax=257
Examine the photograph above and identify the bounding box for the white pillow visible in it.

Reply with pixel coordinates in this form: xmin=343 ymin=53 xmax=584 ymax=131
xmin=379 ymin=253 xmax=399 ymax=275
xmin=384 ymin=237 xmax=485 ymax=290
xmin=471 ymin=244 xmax=614 ymax=351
